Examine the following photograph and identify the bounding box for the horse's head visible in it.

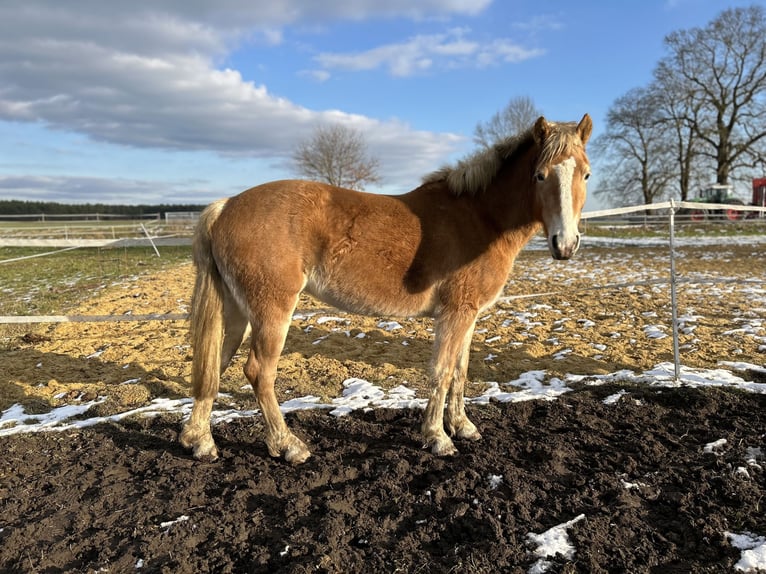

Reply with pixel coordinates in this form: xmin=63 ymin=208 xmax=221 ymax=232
xmin=532 ymin=114 xmax=592 ymax=260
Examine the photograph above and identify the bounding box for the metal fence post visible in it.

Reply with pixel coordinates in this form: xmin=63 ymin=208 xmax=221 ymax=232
xmin=668 ymin=200 xmax=681 ymax=381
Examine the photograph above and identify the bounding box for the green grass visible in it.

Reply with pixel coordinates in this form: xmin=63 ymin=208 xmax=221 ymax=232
xmin=0 ymin=245 xmax=191 ymax=316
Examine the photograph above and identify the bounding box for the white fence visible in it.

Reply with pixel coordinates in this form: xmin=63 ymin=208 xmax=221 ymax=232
xmin=1 ymin=200 xmax=765 ymax=382
xmin=0 ymin=212 xmax=161 ymax=222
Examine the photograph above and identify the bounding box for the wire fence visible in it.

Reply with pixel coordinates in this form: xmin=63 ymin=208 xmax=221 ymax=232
xmin=1 ymin=200 xmax=765 ymax=381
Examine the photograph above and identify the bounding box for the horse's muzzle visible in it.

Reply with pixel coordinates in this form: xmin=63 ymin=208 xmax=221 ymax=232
xmin=550 ymin=233 xmax=580 ymax=260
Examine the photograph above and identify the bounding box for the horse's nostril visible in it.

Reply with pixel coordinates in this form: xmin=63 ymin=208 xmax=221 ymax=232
xmin=552 ymin=235 xmax=560 ymax=253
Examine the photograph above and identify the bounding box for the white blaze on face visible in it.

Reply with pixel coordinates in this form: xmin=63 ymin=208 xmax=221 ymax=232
xmin=549 ymin=156 xmax=579 ymax=255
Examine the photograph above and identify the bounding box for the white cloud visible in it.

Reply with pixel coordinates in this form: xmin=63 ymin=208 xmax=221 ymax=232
xmin=298 ymin=69 xmax=332 ymax=83
xmin=512 ymin=14 xmax=565 ymax=33
xmin=315 ymin=28 xmax=543 ymax=77
xmin=0 ymin=1 xmax=476 ymax=192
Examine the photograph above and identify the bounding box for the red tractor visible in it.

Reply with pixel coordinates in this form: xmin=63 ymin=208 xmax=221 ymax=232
xmin=753 ymin=178 xmax=766 ymax=217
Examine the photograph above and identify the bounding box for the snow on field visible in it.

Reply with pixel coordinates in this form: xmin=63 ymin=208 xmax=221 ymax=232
xmin=526 ymin=514 xmax=586 ymax=574
xmin=727 ymin=532 xmax=766 ymax=572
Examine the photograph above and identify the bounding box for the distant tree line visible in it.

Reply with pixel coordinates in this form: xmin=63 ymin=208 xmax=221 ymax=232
xmin=593 ymin=5 xmax=766 ymax=207
xmin=0 ymin=200 xmax=206 ymax=220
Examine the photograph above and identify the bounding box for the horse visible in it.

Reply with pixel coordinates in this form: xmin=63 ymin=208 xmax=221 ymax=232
xmin=180 ymin=114 xmax=593 ymax=464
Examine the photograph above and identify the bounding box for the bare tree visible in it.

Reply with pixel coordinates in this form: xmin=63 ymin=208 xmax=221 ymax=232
xmin=473 ymin=95 xmax=541 ymax=148
xmin=651 ymin=73 xmax=706 ymax=201
xmin=292 ymin=124 xmax=381 ymax=190
xmin=592 ymin=87 xmax=674 ymax=206
xmin=658 ymin=5 xmax=766 ymax=186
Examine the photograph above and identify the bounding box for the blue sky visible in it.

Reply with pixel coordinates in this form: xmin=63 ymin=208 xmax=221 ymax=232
xmin=0 ymin=0 xmax=761 ymax=210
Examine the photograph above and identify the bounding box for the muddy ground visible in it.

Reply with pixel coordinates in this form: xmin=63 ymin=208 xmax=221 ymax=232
xmin=1 ymin=386 xmax=765 ymax=573
xmin=1 ymin=242 xmax=765 ymax=572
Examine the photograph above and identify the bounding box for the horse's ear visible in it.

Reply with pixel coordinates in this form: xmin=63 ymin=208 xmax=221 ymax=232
xmin=533 ymin=116 xmax=549 ymax=145
xmin=577 ymin=114 xmax=593 ymax=145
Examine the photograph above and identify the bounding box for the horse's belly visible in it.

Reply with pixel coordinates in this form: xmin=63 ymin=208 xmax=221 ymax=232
xmin=304 ymin=269 xmax=435 ymax=318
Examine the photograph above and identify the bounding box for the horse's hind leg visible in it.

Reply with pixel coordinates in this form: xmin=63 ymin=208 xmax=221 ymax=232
xmin=181 ymin=283 xmax=247 ymax=460
xmin=220 ymin=290 xmax=250 ymax=373
xmin=245 ymin=304 xmax=310 ymax=464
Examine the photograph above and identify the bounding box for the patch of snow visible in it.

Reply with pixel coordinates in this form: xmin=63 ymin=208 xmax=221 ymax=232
xmin=735 ymin=467 xmax=751 ymax=479
xmin=316 ymin=316 xmax=348 ymax=325
xmin=727 ymin=532 xmax=766 ymax=572
xmin=0 ymin=400 xmax=105 ymax=435
xmin=329 ymin=379 xmax=424 ymax=416
xmin=643 ymin=325 xmax=667 ymax=339
xmin=526 ymin=514 xmax=585 ymax=574
xmin=602 ymin=390 xmax=627 ymax=405
xmin=471 ymin=372 xmax=573 ymax=405
xmin=160 ymin=515 xmax=189 ymax=529
xmin=4 ymin=363 xmax=766 ymax=439
xmin=720 ymin=361 xmax=766 ymax=374
xmin=488 ymin=474 xmax=503 ymax=490
xmin=620 ymin=478 xmax=646 ymax=490
xmin=571 ymin=363 xmax=766 ymax=394
xmin=703 ymin=438 xmax=728 ymax=454
xmin=377 ymin=320 xmax=402 ymax=331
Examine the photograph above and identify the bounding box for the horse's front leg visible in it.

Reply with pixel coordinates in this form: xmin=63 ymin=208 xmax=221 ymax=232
xmin=421 ymin=312 xmax=477 ymax=456
xmin=445 ymin=324 xmax=482 ymax=442
xmin=422 ymin=370 xmax=456 ymax=456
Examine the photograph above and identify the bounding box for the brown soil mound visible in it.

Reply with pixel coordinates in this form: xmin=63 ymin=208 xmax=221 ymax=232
xmin=1 ymin=386 xmax=764 ymax=572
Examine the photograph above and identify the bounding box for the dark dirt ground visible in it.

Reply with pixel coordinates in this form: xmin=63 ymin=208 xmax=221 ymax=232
xmin=1 ymin=383 xmax=765 ymax=574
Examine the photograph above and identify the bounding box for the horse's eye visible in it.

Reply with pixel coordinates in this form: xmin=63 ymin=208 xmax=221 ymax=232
xmin=584 ymin=173 xmax=591 ymax=181
xmin=535 ymin=172 xmax=545 ymax=182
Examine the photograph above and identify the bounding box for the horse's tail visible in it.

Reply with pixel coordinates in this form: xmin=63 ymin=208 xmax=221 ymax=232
xmin=189 ymin=199 xmax=228 ymax=398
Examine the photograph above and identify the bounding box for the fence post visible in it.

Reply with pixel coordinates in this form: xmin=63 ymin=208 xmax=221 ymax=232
xmin=141 ymin=223 xmax=161 ymax=258
xmin=668 ymin=200 xmax=681 ymax=381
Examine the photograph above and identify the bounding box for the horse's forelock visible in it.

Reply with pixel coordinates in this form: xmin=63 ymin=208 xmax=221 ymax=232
xmin=535 ymin=122 xmax=584 ymax=173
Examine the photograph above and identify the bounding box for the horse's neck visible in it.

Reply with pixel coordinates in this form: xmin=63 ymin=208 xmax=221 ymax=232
xmin=482 ymin=165 xmax=541 ymax=251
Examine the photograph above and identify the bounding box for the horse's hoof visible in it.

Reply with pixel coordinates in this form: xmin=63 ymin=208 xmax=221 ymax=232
xmin=268 ymin=434 xmax=311 ymax=464
xmin=179 ymin=425 xmax=197 ymax=449
xmin=284 ymin=437 xmax=311 ymax=465
xmin=449 ymin=420 xmax=482 ymax=442
xmin=456 ymin=426 xmax=482 ymax=442
xmin=459 ymin=430 xmax=482 ymax=442
xmin=425 ymin=435 xmax=458 ymax=457
xmin=180 ymin=425 xmax=219 ymax=461
xmin=192 ymin=440 xmax=219 ymax=461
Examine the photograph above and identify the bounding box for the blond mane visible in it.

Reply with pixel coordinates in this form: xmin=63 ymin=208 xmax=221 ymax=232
xmin=424 ymin=120 xmax=585 ymax=196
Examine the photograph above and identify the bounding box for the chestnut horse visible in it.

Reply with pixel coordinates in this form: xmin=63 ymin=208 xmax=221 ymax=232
xmin=180 ymin=114 xmax=593 ymax=463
